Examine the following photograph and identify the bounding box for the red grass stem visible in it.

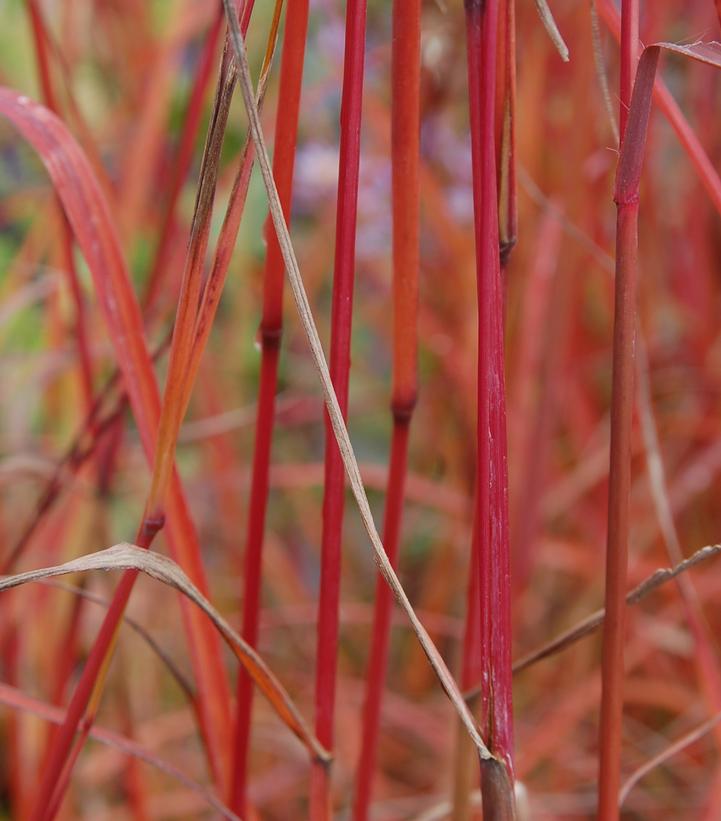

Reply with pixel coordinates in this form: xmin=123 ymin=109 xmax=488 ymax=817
xmin=229 ymin=0 xmax=310 ymax=812
xmin=352 ymin=424 xmax=411 ymax=817
xmin=311 ymin=0 xmax=368 ymax=815
xmin=598 ymin=3 xmax=640 ymax=816
xmin=596 ymin=39 xmax=721 ymax=818
xmin=597 ymin=197 xmax=640 ymax=821
xmin=465 ymin=0 xmax=514 ymax=803
xmin=619 ymin=0 xmax=639 ymax=137
xmin=352 ymin=1 xmax=420 ymax=816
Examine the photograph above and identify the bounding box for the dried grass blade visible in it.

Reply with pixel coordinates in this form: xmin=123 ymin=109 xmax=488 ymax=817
xmin=506 ymin=543 xmax=721 ymax=678
xmin=533 ymin=0 xmax=569 ymax=62
xmin=0 ymin=544 xmax=329 ymax=764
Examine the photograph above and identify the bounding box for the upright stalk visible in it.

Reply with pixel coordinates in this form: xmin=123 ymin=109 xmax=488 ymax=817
xmin=597 ymin=197 xmax=639 ymax=821
xmin=619 ymin=0 xmax=639 ymax=137
xmin=229 ymin=0 xmax=309 ymax=812
xmin=455 ymin=2 xmax=516 ymax=813
xmin=598 ymin=2 xmax=639 ymax=817
xmin=465 ymin=0 xmax=514 ymax=816
xmin=352 ymin=1 xmax=420 ymax=816
xmin=311 ymin=0 xmax=367 ymax=815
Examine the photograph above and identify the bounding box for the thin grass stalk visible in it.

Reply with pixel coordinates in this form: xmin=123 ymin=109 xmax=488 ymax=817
xmin=597 ymin=2 xmax=639 ymax=816
xmin=455 ymin=1 xmax=516 ymax=807
xmin=229 ymin=0 xmax=310 ymax=812
xmin=143 ymin=6 xmax=225 ymax=312
xmin=619 ymin=0 xmax=639 ymax=137
xmin=589 ymin=21 xmax=721 ymax=753
xmin=156 ymin=0 xmax=284 ymax=477
xmin=142 ymin=44 xmax=238 ymax=524
xmin=311 ymin=0 xmax=368 ymax=815
xmin=596 ymin=35 xmax=721 ymax=820
xmin=186 ymin=4 xmax=284 ymax=390
xmin=351 ymin=2 xmax=419 ymax=816
xmin=597 ymin=195 xmax=639 ymax=821
xmin=464 ymin=0 xmax=514 ymax=816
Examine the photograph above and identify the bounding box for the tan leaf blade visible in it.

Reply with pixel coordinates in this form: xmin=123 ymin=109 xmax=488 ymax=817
xmin=534 ymin=0 xmax=570 ymax=62
xmin=0 ymin=544 xmax=329 ymax=764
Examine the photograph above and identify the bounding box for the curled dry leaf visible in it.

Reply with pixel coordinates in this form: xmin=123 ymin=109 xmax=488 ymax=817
xmin=0 ymin=544 xmax=330 ymax=765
